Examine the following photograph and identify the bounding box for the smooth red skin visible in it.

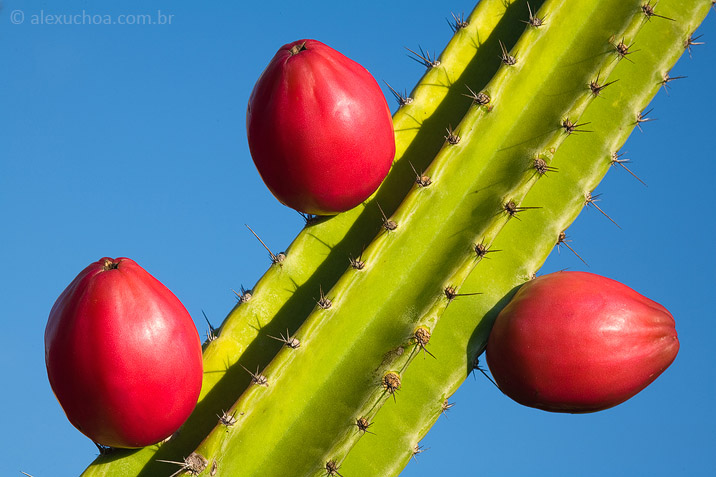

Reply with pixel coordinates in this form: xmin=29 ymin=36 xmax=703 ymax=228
xmin=486 ymin=271 xmax=679 ymax=413
xmin=246 ymin=39 xmax=396 ymax=215
xmin=45 ymin=257 xmax=203 ymax=448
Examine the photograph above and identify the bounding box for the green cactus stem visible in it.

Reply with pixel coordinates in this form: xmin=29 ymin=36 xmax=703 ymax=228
xmin=178 ymin=1 xmax=654 ymax=475
xmin=339 ymin=1 xmax=711 ymax=474
xmin=81 ymin=1 xmax=542 ymax=475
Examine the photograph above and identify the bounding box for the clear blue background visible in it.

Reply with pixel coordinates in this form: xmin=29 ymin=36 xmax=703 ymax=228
xmin=1 ymin=1 xmax=714 ymax=475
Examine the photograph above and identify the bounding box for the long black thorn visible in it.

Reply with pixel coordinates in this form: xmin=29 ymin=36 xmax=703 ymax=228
xmin=498 ymin=40 xmax=516 ymax=65
xmin=377 ymin=202 xmax=397 ymax=230
xmin=521 ymin=2 xmax=546 ymax=27
xmin=562 ymin=119 xmax=592 ymax=134
xmin=556 ymin=231 xmax=588 ymax=266
xmin=660 ymin=72 xmax=687 ymax=95
xmin=635 ymin=108 xmax=656 ymax=132
xmin=411 ymin=444 xmax=428 ymax=462
xmin=232 ymin=286 xmax=251 ymax=303
xmin=382 ymin=374 xmax=401 ymax=403
xmin=685 ymin=34 xmax=705 ymax=58
xmin=585 ymin=192 xmax=621 ymax=229
xmin=349 ymin=246 xmax=366 ymax=270
xmin=444 ymin=285 xmax=482 ymax=301
xmin=408 ymin=160 xmax=432 ymax=187
xmin=590 ymin=71 xmax=619 ymax=96
xmin=447 ymin=11 xmax=469 ymax=33
xmin=202 ymin=310 xmax=217 ymax=342
xmin=355 ymin=417 xmax=376 ymax=435
xmin=405 ymin=46 xmax=440 ymax=68
xmin=245 ymin=224 xmax=284 ymax=264
xmin=474 ymin=241 xmax=501 ymax=259
xmin=504 ymin=200 xmax=540 ymax=220
xmin=615 ymin=38 xmax=639 ymax=62
xmin=641 ymin=2 xmax=675 ymax=21
xmin=268 ymin=328 xmax=300 ymax=349
xmin=463 ymin=84 xmax=490 ymax=105
xmin=155 ymin=460 xmax=192 ymax=477
xmin=445 ymin=125 xmax=461 ymax=145
xmin=418 ymin=343 xmax=436 ymax=359
xmin=533 ymin=157 xmax=558 ymax=176
xmin=441 ymin=399 xmax=455 ymax=418
xmin=384 ymin=80 xmax=413 ymax=107
xmin=472 ymin=355 xmax=499 ymax=389
xmin=325 ymin=460 xmax=344 ymax=477
xmin=414 ymin=329 xmax=437 ymax=360
xmin=156 ymin=455 xmax=207 ymax=477
xmin=316 ymin=285 xmax=332 ymax=309
xmin=239 ymin=364 xmax=269 ymax=386
xmin=611 ymin=151 xmax=647 ymax=186
xmin=217 ymin=409 xmax=238 ymax=426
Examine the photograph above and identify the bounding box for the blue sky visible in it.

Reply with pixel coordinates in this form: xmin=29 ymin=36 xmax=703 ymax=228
xmin=1 ymin=1 xmax=714 ymax=475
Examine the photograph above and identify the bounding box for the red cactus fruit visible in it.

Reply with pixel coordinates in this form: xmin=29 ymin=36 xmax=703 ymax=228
xmin=486 ymin=271 xmax=679 ymax=413
xmin=45 ymin=257 xmax=203 ymax=448
xmin=246 ymin=39 xmax=396 ymax=216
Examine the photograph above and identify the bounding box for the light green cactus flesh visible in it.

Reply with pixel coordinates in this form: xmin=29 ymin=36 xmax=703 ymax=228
xmin=80 ymin=0 xmax=710 ymax=476
xmin=340 ymin=1 xmax=712 ymax=474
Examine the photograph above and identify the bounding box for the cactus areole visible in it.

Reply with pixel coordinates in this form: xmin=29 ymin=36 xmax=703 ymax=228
xmin=44 ymin=257 xmax=203 ymax=448
xmin=246 ymin=39 xmax=396 ymax=215
xmin=486 ymin=271 xmax=679 ymax=413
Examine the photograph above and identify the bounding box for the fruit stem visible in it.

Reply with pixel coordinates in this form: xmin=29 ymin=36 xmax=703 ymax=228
xmin=101 ymin=258 xmax=119 ymax=271
xmin=289 ymin=42 xmax=307 ymax=56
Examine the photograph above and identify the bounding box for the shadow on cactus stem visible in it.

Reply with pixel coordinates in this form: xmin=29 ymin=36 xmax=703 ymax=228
xmin=465 ymin=282 xmax=522 ymax=376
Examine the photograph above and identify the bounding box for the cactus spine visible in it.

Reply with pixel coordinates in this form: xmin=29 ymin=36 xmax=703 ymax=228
xmin=81 ymin=0 xmax=710 ymax=476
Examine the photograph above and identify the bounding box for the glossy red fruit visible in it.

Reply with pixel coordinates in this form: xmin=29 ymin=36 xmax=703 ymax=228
xmin=45 ymin=257 xmax=203 ymax=448
xmin=486 ymin=271 xmax=679 ymax=413
xmin=246 ymin=39 xmax=396 ymax=216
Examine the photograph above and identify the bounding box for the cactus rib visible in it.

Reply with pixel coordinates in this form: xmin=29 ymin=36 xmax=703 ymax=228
xmin=340 ymin=1 xmax=712 ymax=474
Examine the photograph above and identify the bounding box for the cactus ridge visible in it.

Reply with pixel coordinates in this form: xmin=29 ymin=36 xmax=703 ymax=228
xmin=181 ymin=0 xmax=655 ymax=474
xmin=340 ymin=1 xmax=712 ymax=474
